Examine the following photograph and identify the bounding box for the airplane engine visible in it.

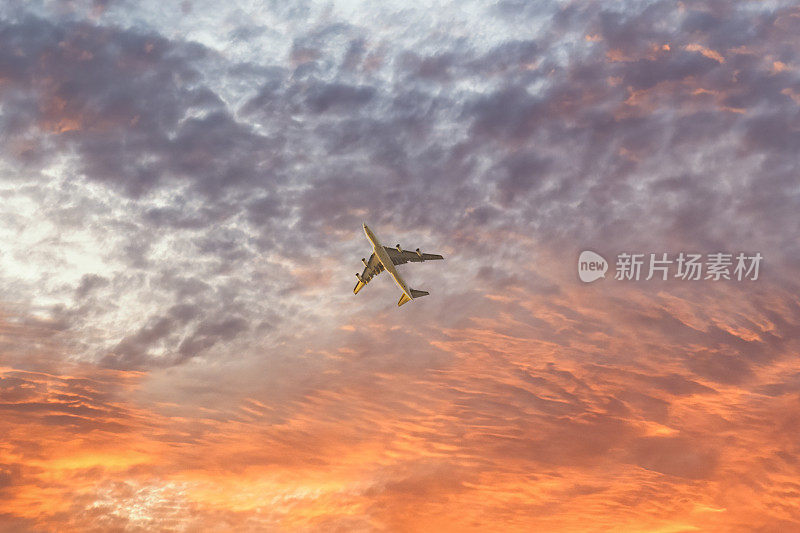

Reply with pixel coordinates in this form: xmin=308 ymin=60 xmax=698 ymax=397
xmin=396 ymin=244 xmax=402 ymax=251
xmin=362 ymin=258 xmax=368 ymax=267
xmin=416 ymin=248 xmax=423 ymax=258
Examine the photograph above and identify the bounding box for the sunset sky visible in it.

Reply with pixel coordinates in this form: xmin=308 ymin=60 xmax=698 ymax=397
xmin=1 ymin=0 xmax=800 ymax=531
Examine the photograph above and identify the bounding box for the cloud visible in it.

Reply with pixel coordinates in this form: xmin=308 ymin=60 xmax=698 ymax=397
xmin=2 ymin=0 xmax=800 ymax=530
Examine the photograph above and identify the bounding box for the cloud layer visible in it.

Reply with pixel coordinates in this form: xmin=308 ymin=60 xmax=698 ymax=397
xmin=1 ymin=0 xmax=800 ymax=530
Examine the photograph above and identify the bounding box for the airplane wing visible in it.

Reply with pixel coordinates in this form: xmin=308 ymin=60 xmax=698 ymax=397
xmin=353 ymin=253 xmax=384 ymax=294
xmin=384 ymin=246 xmax=444 ymax=266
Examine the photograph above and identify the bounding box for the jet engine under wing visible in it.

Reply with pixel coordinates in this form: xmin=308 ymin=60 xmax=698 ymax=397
xmin=354 ymin=253 xmax=384 ymax=294
xmin=384 ymin=246 xmax=444 ymax=266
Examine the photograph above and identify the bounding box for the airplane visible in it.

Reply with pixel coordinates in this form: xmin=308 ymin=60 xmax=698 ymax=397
xmin=354 ymin=223 xmax=444 ymax=306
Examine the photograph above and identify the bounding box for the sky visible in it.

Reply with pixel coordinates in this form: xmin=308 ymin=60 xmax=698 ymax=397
xmin=1 ymin=0 xmax=800 ymax=531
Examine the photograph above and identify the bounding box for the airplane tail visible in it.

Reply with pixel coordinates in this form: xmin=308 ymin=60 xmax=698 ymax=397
xmin=398 ymin=289 xmax=429 ymax=306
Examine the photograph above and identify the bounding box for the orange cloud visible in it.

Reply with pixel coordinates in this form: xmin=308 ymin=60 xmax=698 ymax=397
xmin=3 ymin=261 xmax=800 ymax=531
xmin=685 ymin=43 xmax=725 ymax=64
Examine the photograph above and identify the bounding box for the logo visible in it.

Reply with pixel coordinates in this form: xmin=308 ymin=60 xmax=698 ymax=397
xmin=577 ymin=251 xmax=762 ymax=283
xmin=578 ymin=250 xmax=608 ymax=283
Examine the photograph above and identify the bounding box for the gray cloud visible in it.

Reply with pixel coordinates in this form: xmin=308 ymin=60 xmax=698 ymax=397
xmin=0 ymin=0 xmax=797 ymax=376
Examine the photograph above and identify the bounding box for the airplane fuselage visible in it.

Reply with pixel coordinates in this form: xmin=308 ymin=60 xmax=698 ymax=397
xmin=363 ymin=224 xmax=413 ymax=300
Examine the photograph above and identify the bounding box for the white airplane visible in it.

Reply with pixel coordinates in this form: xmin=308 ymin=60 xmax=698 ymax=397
xmin=354 ymin=223 xmax=444 ymax=306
